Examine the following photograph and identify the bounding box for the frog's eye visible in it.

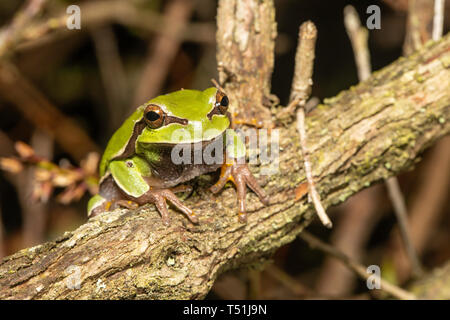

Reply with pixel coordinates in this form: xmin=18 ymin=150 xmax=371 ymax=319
xmin=144 ymin=105 xmax=165 ymax=128
xmin=215 ymin=90 xmax=229 ymax=114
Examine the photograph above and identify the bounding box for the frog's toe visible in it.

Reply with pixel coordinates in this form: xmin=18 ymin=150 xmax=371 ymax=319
xmin=211 ymin=161 xmax=269 ymax=222
xmin=244 ymin=173 xmax=269 ymax=206
xmin=210 ymin=164 xmax=233 ymax=194
xmin=152 ymin=195 xmax=171 ymax=226
xmin=162 ymin=189 xmax=198 ymax=224
xmin=170 ymin=184 xmax=193 ymax=194
xmin=210 ymin=180 xmax=226 ymax=194
xmin=238 ymin=212 xmax=248 ymax=223
xmin=139 ymin=188 xmax=198 ymax=225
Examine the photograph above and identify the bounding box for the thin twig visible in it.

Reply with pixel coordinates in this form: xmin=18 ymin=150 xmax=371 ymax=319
xmin=315 ymin=187 xmax=382 ymax=296
xmin=296 ymin=109 xmax=331 ymax=228
xmin=344 ymin=5 xmax=423 ymax=277
xmin=292 ymin=21 xmax=332 ymax=228
xmin=14 ymin=1 xmax=214 ymax=58
xmin=211 ymin=78 xmax=226 ymax=93
xmin=385 ymin=177 xmax=423 ymax=277
xmin=265 ymin=264 xmax=311 ymax=296
xmin=247 ymin=270 xmax=262 ymax=299
xmin=300 ymin=231 xmax=417 ymax=300
xmin=404 ymin=0 xmax=424 ymax=55
xmin=90 ymin=25 xmax=128 ymax=131
xmin=133 ymin=0 xmax=195 ymax=107
xmin=317 ymin=11 xmax=380 ymax=297
xmin=212 ymin=274 xmax=246 ymax=300
xmin=0 ymin=132 xmax=19 ymax=257
xmin=395 ymin=137 xmax=450 ymax=277
xmin=389 ymin=0 xmax=448 ymax=282
xmin=0 ymin=0 xmax=47 ymax=59
xmin=0 ymin=62 xmax=100 ymax=162
xmin=343 ymin=5 xmax=371 ymax=81
xmin=20 ymin=130 xmax=52 ymax=247
xmin=432 ymin=0 xmax=445 ymax=41
xmin=403 ymin=0 xmax=435 ymax=55
xmin=290 ymin=22 xmax=316 ymax=104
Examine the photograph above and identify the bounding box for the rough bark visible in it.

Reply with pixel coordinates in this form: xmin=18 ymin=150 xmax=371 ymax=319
xmin=0 ymin=32 xmax=449 ymax=299
xmin=410 ymin=260 xmax=450 ymax=299
xmin=216 ymin=0 xmax=276 ymax=126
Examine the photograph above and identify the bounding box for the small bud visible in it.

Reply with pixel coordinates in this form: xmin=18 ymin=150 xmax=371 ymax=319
xmin=0 ymin=157 xmax=23 ymax=173
xmin=81 ymin=152 xmax=100 ymax=175
xmin=15 ymin=141 xmax=35 ymax=159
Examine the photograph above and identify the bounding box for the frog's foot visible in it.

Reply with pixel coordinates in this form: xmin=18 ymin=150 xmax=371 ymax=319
xmin=137 ymin=188 xmax=198 ymax=226
xmin=210 ymin=161 xmax=269 ymax=223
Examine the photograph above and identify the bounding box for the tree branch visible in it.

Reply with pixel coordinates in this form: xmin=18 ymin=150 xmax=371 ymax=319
xmin=0 ymin=62 xmax=100 ymax=162
xmin=216 ymin=0 xmax=276 ymax=127
xmin=0 ymin=0 xmax=47 ymax=59
xmin=12 ymin=0 xmax=215 ymax=57
xmin=0 ymin=32 xmax=449 ymax=299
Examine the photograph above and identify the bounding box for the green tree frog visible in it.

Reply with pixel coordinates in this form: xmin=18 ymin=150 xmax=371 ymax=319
xmin=87 ymin=87 xmax=269 ymax=225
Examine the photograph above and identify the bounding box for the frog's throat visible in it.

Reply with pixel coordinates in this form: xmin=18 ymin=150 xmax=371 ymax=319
xmin=136 ymin=132 xmax=226 ymax=187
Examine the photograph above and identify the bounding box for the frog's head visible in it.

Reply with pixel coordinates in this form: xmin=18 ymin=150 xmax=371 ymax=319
xmin=136 ymin=87 xmax=230 ymax=144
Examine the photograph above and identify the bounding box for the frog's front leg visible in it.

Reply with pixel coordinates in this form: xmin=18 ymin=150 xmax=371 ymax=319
xmin=210 ymin=161 xmax=269 ymax=222
xmin=210 ymin=130 xmax=269 ymax=222
xmin=132 ymin=187 xmax=197 ymax=226
xmin=108 ymin=157 xmax=197 ymax=226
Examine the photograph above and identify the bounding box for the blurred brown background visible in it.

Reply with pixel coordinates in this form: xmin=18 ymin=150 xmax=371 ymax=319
xmin=0 ymin=0 xmax=448 ymax=299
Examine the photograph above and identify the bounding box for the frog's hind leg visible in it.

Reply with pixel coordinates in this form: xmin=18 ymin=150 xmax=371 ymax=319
xmin=87 ymin=196 xmax=139 ymax=218
xmin=87 ymin=174 xmax=133 ymax=218
xmin=87 ymin=194 xmax=109 ymax=218
xmin=170 ymin=184 xmax=193 ymax=194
